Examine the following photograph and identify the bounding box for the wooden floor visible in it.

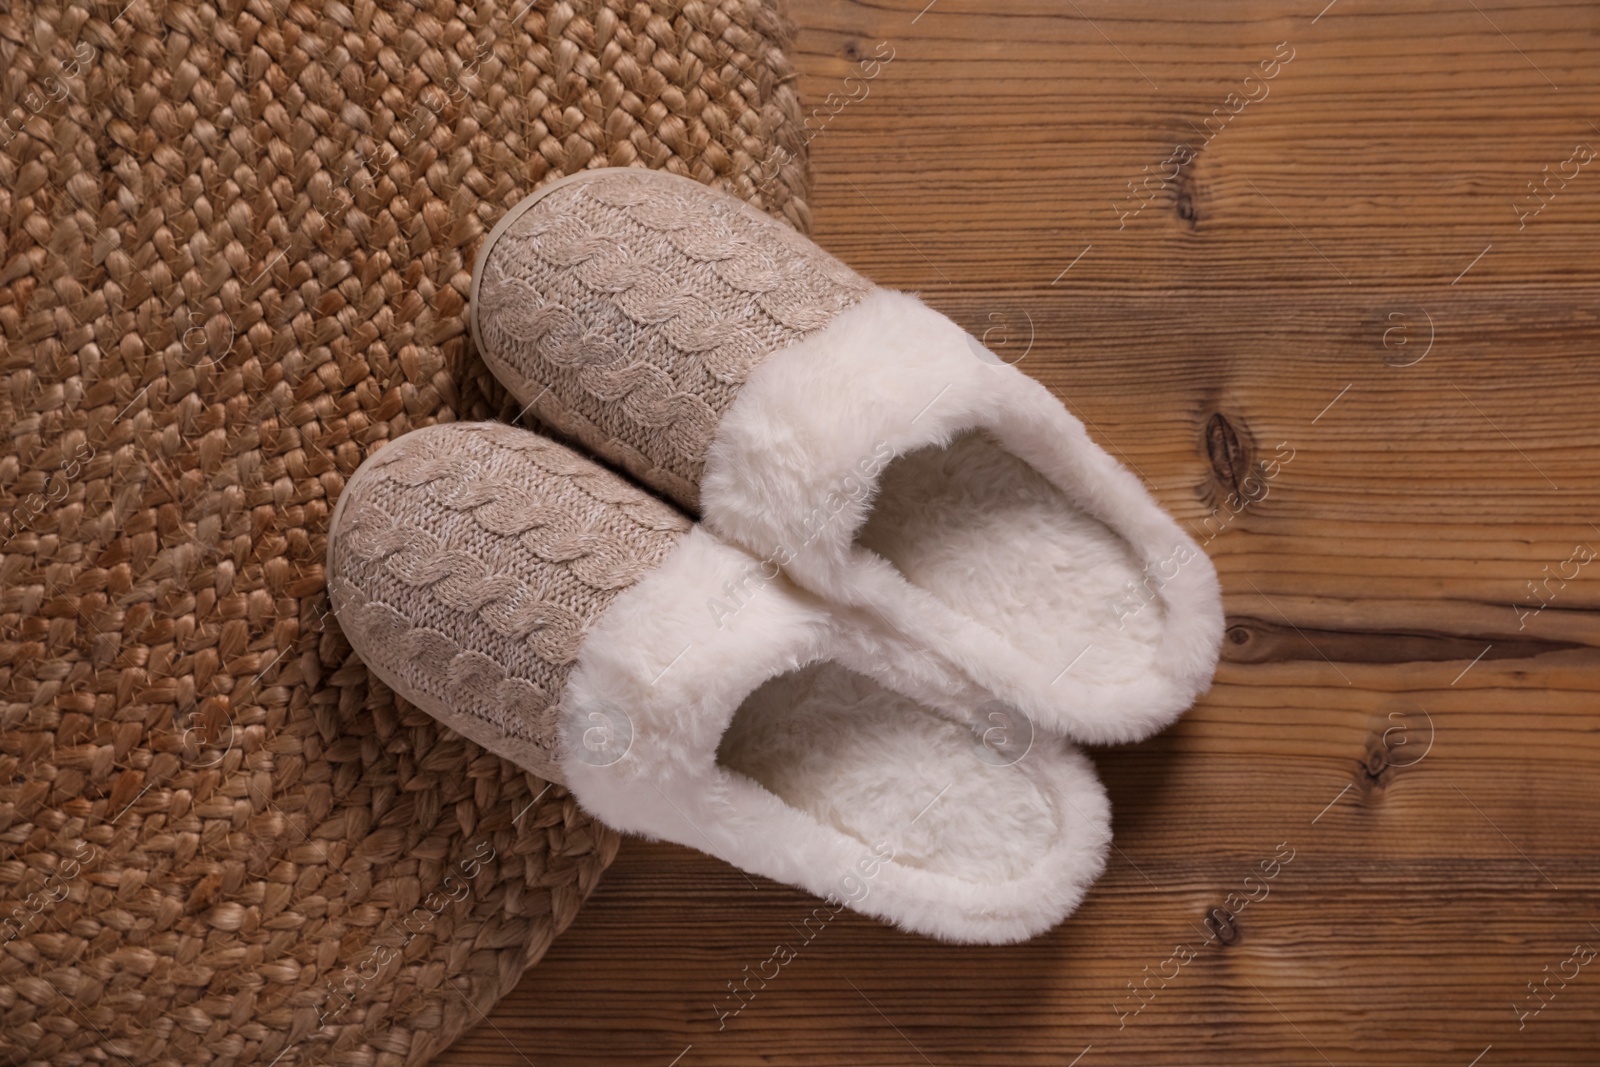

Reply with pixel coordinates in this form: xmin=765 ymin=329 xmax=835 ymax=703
xmin=437 ymin=2 xmax=1600 ymax=1064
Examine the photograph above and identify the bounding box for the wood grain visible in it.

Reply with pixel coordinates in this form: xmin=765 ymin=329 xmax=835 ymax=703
xmin=435 ymin=2 xmax=1600 ymax=1064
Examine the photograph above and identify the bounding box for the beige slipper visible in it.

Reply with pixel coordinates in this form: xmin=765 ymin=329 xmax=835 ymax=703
xmin=327 ymin=421 xmax=1111 ymax=944
xmin=469 ymin=167 xmax=1224 ymax=746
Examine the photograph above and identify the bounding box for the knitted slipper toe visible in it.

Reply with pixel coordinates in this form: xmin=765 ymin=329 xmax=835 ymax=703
xmin=328 ymin=421 xmax=1111 ymax=944
xmin=469 ymin=167 xmax=1224 ymax=745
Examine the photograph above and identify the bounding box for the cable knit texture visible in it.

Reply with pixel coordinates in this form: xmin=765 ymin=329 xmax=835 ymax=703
xmin=328 ymin=423 xmax=689 ymax=782
xmin=475 ymin=168 xmax=875 ymax=509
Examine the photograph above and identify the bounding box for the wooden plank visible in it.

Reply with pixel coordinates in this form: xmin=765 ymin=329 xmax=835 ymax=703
xmin=434 ymin=2 xmax=1600 ymax=1064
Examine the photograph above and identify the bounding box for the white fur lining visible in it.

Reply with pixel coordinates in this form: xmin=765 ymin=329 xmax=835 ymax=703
xmin=699 ymin=289 xmax=1225 ymax=745
xmin=562 ymin=527 xmax=1110 ymax=944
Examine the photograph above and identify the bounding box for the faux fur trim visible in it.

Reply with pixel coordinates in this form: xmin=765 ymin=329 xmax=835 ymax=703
xmin=562 ymin=527 xmax=1110 ymax=944
xmin=699 ymin=288 xmax=1225 ymax=745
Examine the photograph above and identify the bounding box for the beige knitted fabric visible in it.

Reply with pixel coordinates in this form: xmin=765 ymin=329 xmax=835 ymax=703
xmin=474 ymin=168 xmax=875 ymax=509
xmin=327 ymin=422 xmax=690 ymax=783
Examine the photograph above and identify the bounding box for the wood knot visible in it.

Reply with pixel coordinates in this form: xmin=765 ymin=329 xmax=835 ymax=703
xmin=1219 ymin=620 xmax=1269 ymax=663
xmin=1204 ymin=906 xmax=1241 ymax=946
xmin=1360 ymin=742 xmax=1393 ymax=786
xmin=1173 ymin=166 xmax=1199 ymax=227
xmin=1204 ymin=411 xmax=1257 ymax=503
xmin=1363 ymin=699 xmax=1435 ymax=782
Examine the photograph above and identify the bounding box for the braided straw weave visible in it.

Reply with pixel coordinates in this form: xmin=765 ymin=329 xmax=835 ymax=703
xmin=0 ymin=0 xmax=810 ymax=1062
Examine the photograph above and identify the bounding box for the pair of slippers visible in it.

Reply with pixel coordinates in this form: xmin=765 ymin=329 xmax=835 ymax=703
xmin=326 ymin=168 xmax=1224 ymax=944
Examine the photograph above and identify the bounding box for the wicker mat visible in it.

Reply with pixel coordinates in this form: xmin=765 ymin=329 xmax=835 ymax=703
xmin=0 ymin=1 xmax=810 ymax=1063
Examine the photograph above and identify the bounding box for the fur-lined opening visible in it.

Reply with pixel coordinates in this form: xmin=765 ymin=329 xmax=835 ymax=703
xmin=563 ymin=527 xmax=1110 ymax=943
xmin=701 ymin=287 xmax=1225 ymax=745
xmin=854 ymin=428 xmax=1168 ymax=691
xmin=716 ymin=661 xmax=1061 ymax=884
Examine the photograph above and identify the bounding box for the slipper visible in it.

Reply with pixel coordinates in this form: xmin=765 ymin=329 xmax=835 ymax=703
xmin=469 ymin=167 xmax=1225 ymax=745
xmin=326 ymin=421 xmax=1111 ymax=944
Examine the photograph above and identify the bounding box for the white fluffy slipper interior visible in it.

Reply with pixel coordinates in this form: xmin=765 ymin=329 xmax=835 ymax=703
xmin=700 ymin=288 xmax=1226 ymax=745
xmin=856 ymin=428 xmax=1168 ymax=693
xmin=561 ymin=527 xmax=1110 ymax=945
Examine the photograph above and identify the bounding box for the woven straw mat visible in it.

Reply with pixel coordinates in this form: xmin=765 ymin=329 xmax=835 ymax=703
xmin=0 ymin=0 xmax=812 ymax=1063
